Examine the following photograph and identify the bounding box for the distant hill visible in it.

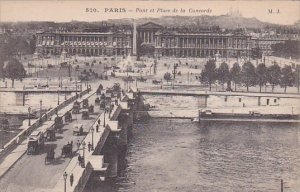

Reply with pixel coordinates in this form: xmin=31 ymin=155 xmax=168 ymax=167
xmin=1 ymin=15 xmax=298 ymax=33
xmin=104 ymin=15 xmax=279 ymax=29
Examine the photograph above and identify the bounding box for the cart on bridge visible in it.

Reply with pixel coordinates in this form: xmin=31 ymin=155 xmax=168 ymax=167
xmin=89 ymin=105 xmax=94 ymax=113
xmin=72 ymin=101 xmax=81 ymax=114
xmin=65 ymin=111 xmax=72 ymax=123
xmin=45 ymin=127 xmax=56 ymax=141
xmin=27 ymin=131 xmax=45 ymax=155
xmin=81 ymin=109 xmax=89 ymax=120
xmin=61 ymin=143 xmax=73 ymax=158
xmin=95 ymin=97 xmax=100 ymax=105
xmin=73 ymin=124 xmax=84 ymax=136
xmin=54 ymin=116 xmax=63 ymax=132
xmin=83 ymin=99 xmax=89 ymax=109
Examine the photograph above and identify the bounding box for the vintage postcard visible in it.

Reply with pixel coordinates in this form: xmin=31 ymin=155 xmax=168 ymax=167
xmin=0 ymin=1 xmax=299 ymax=192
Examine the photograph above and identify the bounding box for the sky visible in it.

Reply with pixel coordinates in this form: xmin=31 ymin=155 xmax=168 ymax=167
xmin=0 ymin=1 xmax=299 ymax=25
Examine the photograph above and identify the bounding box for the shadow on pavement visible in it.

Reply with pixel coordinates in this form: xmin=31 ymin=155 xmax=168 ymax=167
xmin=81 ymin=116 xmax=96 ymax=120
xmin=58 ymin=128 xmax=69 ymax=133
xmin=55 ymin=136 xmax=63 ymax=140
xmin=50 ymin=157 xmax=66 ymax=165
xmin=41 ymin=143 xmax=58 ymax=155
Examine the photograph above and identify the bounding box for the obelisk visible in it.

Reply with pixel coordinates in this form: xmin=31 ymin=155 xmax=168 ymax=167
xmin=132 ymin=19 xmax=137 ymax=56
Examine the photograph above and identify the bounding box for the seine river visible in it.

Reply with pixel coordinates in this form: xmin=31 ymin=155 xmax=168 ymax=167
xmin=85 ymin=118 xmax=300 ymax=192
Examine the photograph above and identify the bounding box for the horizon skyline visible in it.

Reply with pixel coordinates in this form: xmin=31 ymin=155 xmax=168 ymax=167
xmin=0 ymin=1 xmax=299 ymax=25
xmin=0 ymin=14 xmax=299 ymax=27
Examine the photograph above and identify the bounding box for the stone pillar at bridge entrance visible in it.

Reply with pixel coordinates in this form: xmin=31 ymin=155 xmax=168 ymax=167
xmin=102 ymin=131 xmax=119 ymax=178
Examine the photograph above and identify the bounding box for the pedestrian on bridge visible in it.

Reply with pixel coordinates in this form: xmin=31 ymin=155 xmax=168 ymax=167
xmin=88 ymin=142 xmax=92 ymax=152
xmin=78 ymin=154 xmax=82 ymax=167
xmin=96 ymin=124 xmax=99 ymax=132
xmin=76 ymin=140 xmax=80 ymax=151
xmin=70 ymin=173 xmax=74 ymax=186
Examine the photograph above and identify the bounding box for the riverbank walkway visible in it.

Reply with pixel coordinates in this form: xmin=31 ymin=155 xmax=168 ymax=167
xmin=0 ymin=87 xmax=80 ymax=93
xmin=138 ymin=89 xmax=300 ymax=98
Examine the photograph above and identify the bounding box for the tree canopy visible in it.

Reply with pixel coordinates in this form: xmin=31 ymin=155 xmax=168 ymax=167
xmin=241 ymin=61 xmax=256 ymax=91
xmin=0 ymin=34 xmax=35 ymax=79
xmin=267 ymin=64 xmax=281 ymax=92
xmin=200 ymin=59 xmax=217 ymax=91
xmin=281 ymin=65 xmax=294 ymax=92
xmin=271 ymin=40 xmax=300 ymax=59
xmin=3 ymin=58 xmax=26 ymax=87
xmin=230 ymin=62 xmax=241 ymax=91
xmin=255 ymin=63 xmax=268 ymax=92
xmin=216 ymin=62 xmax=230 ymax=90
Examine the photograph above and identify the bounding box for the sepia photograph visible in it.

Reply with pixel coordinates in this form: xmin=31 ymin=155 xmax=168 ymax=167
xmin=0 ymin=0 xmax=299 ymax=191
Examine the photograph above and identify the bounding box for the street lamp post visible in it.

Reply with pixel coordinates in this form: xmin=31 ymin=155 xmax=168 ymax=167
xmin=63 ymin=172 xmax=68 ymax=192
xmin=82 ymin=141 xmax=86 ymax=168
xmin=75 ymin=69 xmax=78 ymax=97
xmin=39 ymin=100 xmax=42 ymax=119
xmin=28 ymin=107 xmax=31 ymax=126
xmin=57 ymin=90 xmax=60 ymax=105
xmin=65 ymin=86 xmax=67 ymax=100
xmin=172 ymin=63 xmax=177 ymax=89
xmin=91 ymin=127 xmax=94 ymax=151
xmin=1 ymin=128 xmax=4 ymax=149
xmin=103 ymin=109 xmax=106 ymax=128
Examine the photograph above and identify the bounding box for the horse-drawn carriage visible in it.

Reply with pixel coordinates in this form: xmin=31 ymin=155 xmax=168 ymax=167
xmin=45 ymin=127 xmax=56 ymax=141
xmin=96 ymin=84 xmax=103 ymax=95
xmin=95 ymin=97 xmax=100 ymax=105
xmin=81 ymin=109 xmax=89 ymax=120
xmin=65 ymin=111 xmax=72 ymax=122
xmin=45 ymin=148 xmax=55 ymax=164
xmin=54 ymin=116 xmax=63 ymax=131
xmin=73 ymin=124 xmax=83 ymax=136
xmin=106 ymin=88 xmax=114 ymax=98
xmin=89 ymin=105 xmax=94 ymax=113
xmin=100 ymin=93 xmax=106 ymax=100
xmin=61 ymin=143 xmax=73 ymax=158
xmin=27 ymin=131 xmax=44 ymax=155
xmin=83 ymin=99 xmax=89 ymax=109
xmin=100 ymin=100 xmax=106 ymax=109
xmin=72 ymin=101 xmax=81 ymax=114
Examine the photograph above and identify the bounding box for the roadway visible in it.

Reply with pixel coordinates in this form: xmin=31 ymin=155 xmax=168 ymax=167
xmin=0 ymin=94 xmax=102 ymax=192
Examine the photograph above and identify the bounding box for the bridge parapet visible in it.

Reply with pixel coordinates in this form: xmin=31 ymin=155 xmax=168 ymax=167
xmin=0 ymin=88 xmax=93 ymax=181
xmin=52 ymin=90 xmax=138 ymax=192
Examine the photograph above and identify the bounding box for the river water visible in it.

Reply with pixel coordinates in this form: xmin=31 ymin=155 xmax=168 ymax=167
xmin=85 ymin=118 xmax=300 ymax=192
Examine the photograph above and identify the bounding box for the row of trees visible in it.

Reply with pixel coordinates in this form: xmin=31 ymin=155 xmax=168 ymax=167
xmin=271 ymin=40 xmax=300 ymax=60
xmin=0 ymin=34 xmax=32 ymax=86
xmin=200 ymin=59 xmax=299 ymax=93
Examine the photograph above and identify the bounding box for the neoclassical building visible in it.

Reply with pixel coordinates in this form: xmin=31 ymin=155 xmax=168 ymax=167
xmin=137 ymin=22 xmax=252 ymax=58
xmin=36 ymin=22 xmax=252 ymax=58
xmin=36 ymin=30 xmax=133 ymax=56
